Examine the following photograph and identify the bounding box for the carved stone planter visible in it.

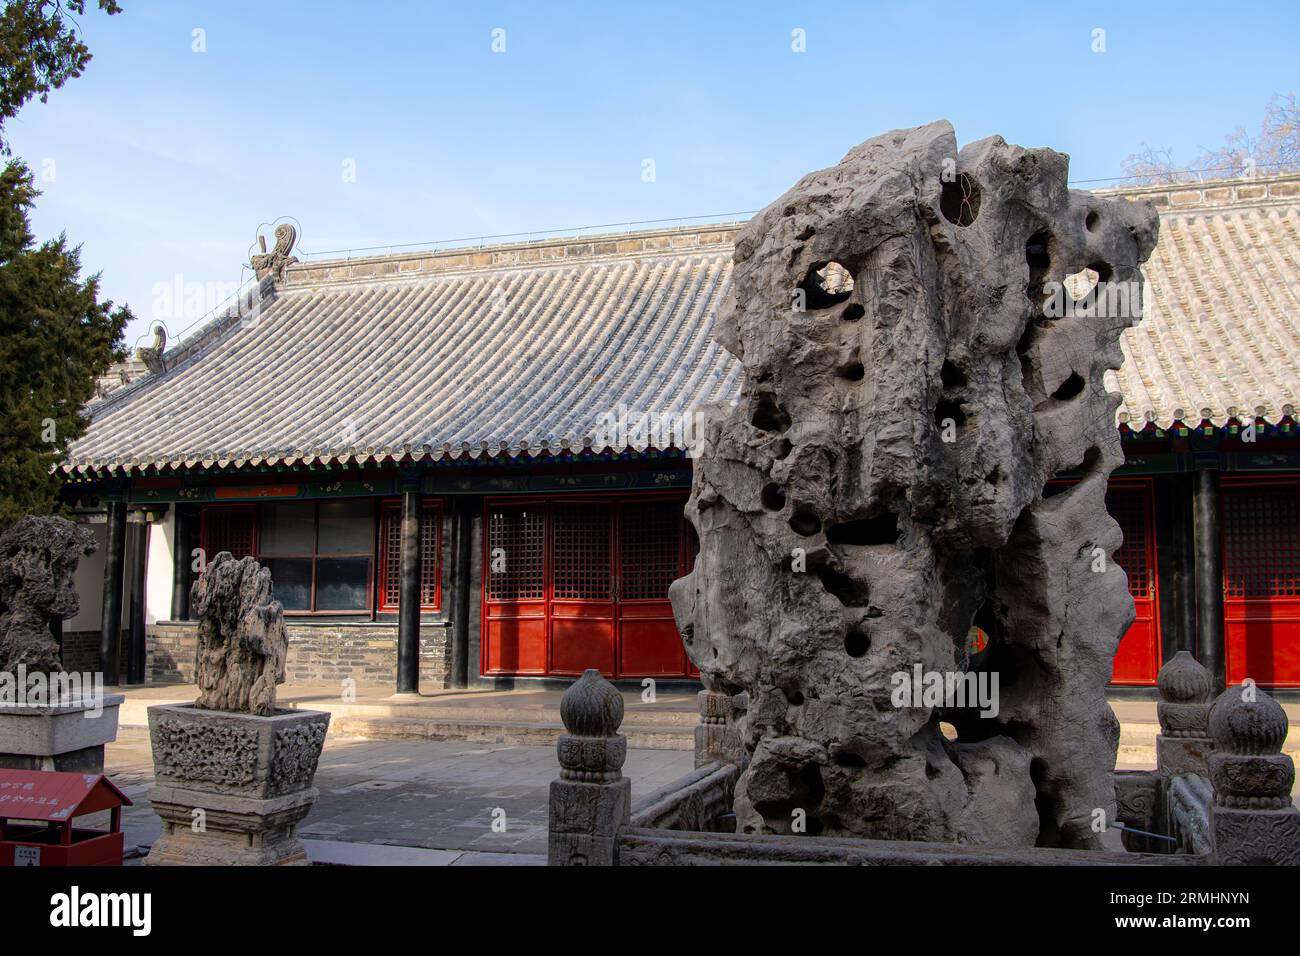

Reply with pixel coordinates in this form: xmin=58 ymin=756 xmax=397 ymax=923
xmin=145 ymin=703 xmax=329 ymax=866
xmin=0 ymin=695 xmax=125 ymax=772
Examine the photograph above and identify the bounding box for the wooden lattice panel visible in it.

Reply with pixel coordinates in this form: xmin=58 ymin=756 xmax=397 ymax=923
xmin=204 ymin=508 xmax=255 ymax=559
xmin=551 ymin=503 xmax=610 ymax=600
xmin=487 ymin=505 xmax=545 ymax=600
xmin=420 ymin=505 xmax=439 ymax=605
xmin=380 ymin=502 xmax=440 ymax=608
xmin=1225 ymin=484 xmax=1300 ymax=598
xmin=620 ymin=502 xmax=681 ymax=600
xmin=382 ymin=505 xmax=402 ymax=607
xmin=1105 ymin=486 xmax=1150 ymax=598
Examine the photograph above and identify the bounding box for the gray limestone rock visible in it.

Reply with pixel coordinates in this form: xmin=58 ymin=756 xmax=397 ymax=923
xmin=670 ymin=120 xmax=1158 ymax=849
xmin=191 ymin=551 xmax=288 ymax=716
xmin=0 ymin=516 xmax=95 ymax=675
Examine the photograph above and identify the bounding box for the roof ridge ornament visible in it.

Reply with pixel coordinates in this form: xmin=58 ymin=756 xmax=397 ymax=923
xmin=251 ymin=223 xmax=299 ymax=283
xmin=135 ymin=324 xmax=167 ymax=375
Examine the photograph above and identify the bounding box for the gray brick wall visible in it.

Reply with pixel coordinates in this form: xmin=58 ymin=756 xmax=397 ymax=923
xmin=143 ymin=620 xmax=450 ymax=688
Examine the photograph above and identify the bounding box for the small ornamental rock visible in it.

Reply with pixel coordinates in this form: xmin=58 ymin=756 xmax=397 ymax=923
xmin=0 ymin=516 xmax=95 ymax=675
xmin=191 ymin=552 xmax=288 ymax=716
xmin=670 ymin=120 xmax=1158 ymax=848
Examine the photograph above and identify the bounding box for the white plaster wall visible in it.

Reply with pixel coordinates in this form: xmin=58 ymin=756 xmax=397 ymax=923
xmin=146 ymin=512 xmax=175 ymax=625
xmin=67 ymin=520 xmax=106 ymax=631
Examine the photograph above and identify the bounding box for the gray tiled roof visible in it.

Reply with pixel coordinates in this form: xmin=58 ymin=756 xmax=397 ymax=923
xmin=1099 ymin=177 xmax=1300 ymax=427
xmin=67 ymin=227 xmax=742 ymax=473
xmin=66 ymin=175 xmax=1300 ymax=474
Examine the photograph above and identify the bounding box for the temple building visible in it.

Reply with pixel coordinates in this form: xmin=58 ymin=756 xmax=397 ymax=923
xmin=56 ymin=173 xmax=1300 ymax=694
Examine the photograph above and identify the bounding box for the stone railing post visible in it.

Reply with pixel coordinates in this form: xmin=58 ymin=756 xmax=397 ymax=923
xmin=1207 ymin=684 xmax=1300 ymax=865
xmin=1156 ymin=651 xmax=1214 ymax=781
xmin=548 ymin=669 xmax=630 ymax=866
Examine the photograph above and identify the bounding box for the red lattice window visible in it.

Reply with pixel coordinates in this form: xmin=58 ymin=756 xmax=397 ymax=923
xmin=620 ymin=502 xmax=682 ymax=600
xmin=201 ymin=506 xmax=256 ymax=560
xmin=1106 ymin=486 xmax=1151 ymax=598
xmin=487 ymin=505 xmax=546 ymax=600
xmin=379 ymin=501 xmax=442 ymax=610
xmin=552 ymin=503 xmax=611 ymax=600
xmin=1224 ymin=484 xmax=1300 ymax=598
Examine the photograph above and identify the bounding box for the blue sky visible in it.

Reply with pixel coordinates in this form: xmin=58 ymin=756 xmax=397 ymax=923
xmin=9 ymin=0 xmax=1298 ymax=349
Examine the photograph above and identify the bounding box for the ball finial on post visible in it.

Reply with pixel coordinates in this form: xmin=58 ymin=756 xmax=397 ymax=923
xmin=1206 ymin=684 xmax=1299 ymax=865
xmin=548 ymin=670 xmax=631 ymax=865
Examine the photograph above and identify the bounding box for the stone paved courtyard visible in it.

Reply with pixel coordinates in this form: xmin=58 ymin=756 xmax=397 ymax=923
xmin=104 ymin=735 xmax=695 ymax=865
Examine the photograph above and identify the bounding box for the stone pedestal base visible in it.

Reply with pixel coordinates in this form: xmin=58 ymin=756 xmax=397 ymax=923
xmin=548 ymin=776 xmax=631 ymax=866
xmin=1211 ymin=807 xmax=1300 ymax=866
xmin=147 ymin=784 xmax=318 ymax=866
xmin=144 ymin=703 xmax=329 ymax=867
xmin=0 ymin=695 xmax=124 ymax=772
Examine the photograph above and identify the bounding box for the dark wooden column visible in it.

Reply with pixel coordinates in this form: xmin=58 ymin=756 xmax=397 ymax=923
xmin=1192 ymin=467 xmax=1225 ymax=691
xmin=126 ymin=513 xmax=148 ymax=684
xmin=99 ymin=499 xmax=127 ymax=684
xmin=171 ymin=505 xmax=193 ymax=621
xmin=450 ymin=497 xmax=473 ymax=688
xmin=396 ymin=477 xmax=423 ymax=695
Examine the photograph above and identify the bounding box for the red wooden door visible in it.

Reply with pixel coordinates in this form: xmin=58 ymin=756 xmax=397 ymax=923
xmin=549 ymin=501 xmax=616 ymax=676
xmin=618 ymin=499 xmax=687 ymax=676
xmin=483 ymin=503 xmax=548 ymax=675
xmin=1223 ymin=480 xmax=1300 ymax=688
xmin=481 ymin=494 xmax=693 ymax=678
xmin=1107 ymin=482 xmax=1161 ymax=685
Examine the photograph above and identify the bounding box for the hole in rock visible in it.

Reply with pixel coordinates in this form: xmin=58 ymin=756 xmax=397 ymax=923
xmin=826 ymin=512 xmax=899 ymax=546
xmin=814 ymin=566 xmax=870 ymax=607
xmin=940 ymin=360 xmax=967 ymax=388
xmin=833 ymin=750 xmax=866 ymax=768
xmin=985 ymin=465 xmax=1003 ymax=485
xmin=797 ymin=260 xmax=854 ymax=310
xmin=754 ymin=764 xmax=826 ymax=836
xmin=751 ymin=393 xmax=791 ymax=433
xmin=783 ymin=687 xmax=805 ymax=707
xmin=772 ymin=437 xmax=794 ymax=460
xmin=1085 ymin=210 xmax=1100 ymax=232
xmin=934 ymin=399 xmax=966 ymax=427
xmin=939 ymin=172 xmax=982 ymax=227
xmin=1030 ymin=756 xmax=1059 ymax=847
xmin=844 ymin=626 xmax=870 ymax=658
xmin=789 ymin=512 xmax=822 ymax=537
xmin=1090 ymin=261 xmax=1113 ymax=282
xmin=841 ymin=303 xmax=865 ymax=321
xmin=761 ymin=483 xmax=786 ymax=512
xmin=837 ymin=360 xmax=865 ymax=381
xmin=1051 ymin=371 xmax=1085 ymax=401
xmin=1042 ymin=481 xmax=1070 ymax=499
xmin=795 ymin=224 xmax=816 ymax=241
xmin=1026 ymin=232 xmax=1052 ymax=274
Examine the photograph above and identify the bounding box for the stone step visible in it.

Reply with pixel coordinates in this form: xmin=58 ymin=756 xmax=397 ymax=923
xmin=111 ymin=693 xmax=1298 ymax=761
xmin=326 ymin=715 xmax=694 ymax=750
xmin=283 ymin=700 xmax=699 ymax=727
